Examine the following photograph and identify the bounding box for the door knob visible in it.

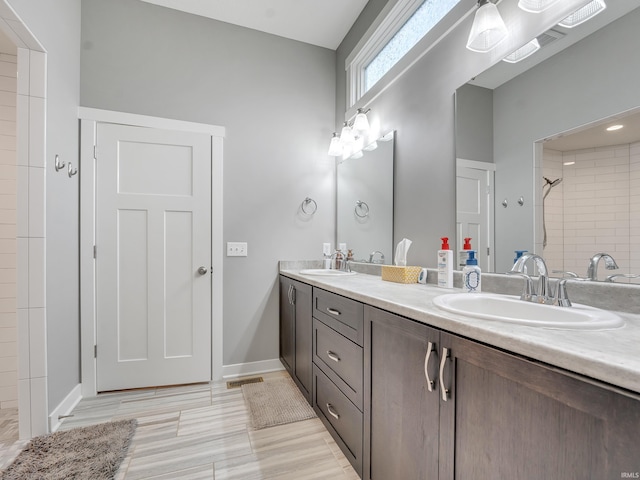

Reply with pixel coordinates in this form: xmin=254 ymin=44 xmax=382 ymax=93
xmin=198 ymin=266 xmax=208 ymax=275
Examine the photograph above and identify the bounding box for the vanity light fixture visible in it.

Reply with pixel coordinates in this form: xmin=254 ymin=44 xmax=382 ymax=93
xmin=503 ymin=38 xmax=540 ymax=63
xmin=466 ymin=0 xmax=509 ymax=53
xmin=563 ymin=161 xmax=576 ymax=166
xmin=558 ymin=0 xmax=606 ymax=28
xmin=328 ymin=109 xmax=374 ymax=157
xmin=517 ymin=0 xmax=560 ymax=13
xmin=606 ymin=124 xmax=623 ymax=131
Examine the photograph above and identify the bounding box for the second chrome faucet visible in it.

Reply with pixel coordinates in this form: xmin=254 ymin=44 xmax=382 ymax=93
xmin=508 ymin=253 xmax=571 ymax=307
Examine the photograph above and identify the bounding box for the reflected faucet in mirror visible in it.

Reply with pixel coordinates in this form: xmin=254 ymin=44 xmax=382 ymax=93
xmin=369 ymin=251 xmax=385 ymax=264
xmin=587 ymin=253 xmax=618 ymax=281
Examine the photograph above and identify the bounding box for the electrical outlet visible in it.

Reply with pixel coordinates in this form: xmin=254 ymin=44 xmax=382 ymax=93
xmin=227 ymin=242 xmax=248 ymax=257
xmin=323 ymin=243 xmax=331 ymax=256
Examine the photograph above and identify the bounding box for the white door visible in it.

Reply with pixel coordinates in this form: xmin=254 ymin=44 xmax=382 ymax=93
xmin=456 ymin=159 xmax=495 ymax=273
xmin=96 ymin=123 xmax=212 ymax=391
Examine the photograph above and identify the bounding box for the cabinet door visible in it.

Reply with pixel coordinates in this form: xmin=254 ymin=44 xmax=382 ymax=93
xmin=364 ymin=306 xmax=440 ymax=480
xmin=293 ymin=280 xmax=312 ymax=401
xmin=279 ymin=276 xmax=294 ymax=375
xmin=439 ymin=332 xmax=640 ymax=480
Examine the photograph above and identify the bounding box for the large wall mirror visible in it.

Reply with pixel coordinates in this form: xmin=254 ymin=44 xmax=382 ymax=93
xmin=455 ymin=4 xmax=640 ymax=281
xmin=337 ymin=131 xmax=394 ymax=264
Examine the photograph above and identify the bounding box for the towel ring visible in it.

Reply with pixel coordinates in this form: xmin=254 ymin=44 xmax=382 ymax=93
xmin=301 ymin=197 xmax=317 ymax=215
xmin=355 ymin=200 xmax=369 ymax=218
xmin=54 ymin=154 xmax=65 ymax=172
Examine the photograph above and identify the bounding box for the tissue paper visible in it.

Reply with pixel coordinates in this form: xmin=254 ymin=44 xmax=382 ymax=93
xmin=394 ymin=238 xmax=412 ymax=266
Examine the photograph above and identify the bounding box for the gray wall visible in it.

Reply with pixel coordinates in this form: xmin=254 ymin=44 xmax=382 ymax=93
xmin=493 ymin=7 xmax=640 ymax=272
xmin=80 ymin=0 xmax=336 ymax=367
xmin=7 ymin=0 xmax=81 ymax=411
xmin=455 ymin=84 xmax=493 ymax=163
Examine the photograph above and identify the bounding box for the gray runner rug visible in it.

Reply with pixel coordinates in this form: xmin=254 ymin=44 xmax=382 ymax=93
xmin=0 ymin=419 xmax=136 ymax=480
xmin=242 ymin=376 xmax=316 ymax=430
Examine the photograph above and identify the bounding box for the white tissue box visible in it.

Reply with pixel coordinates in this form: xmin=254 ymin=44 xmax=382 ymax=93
xmin=381 ymin=265 xmax=422 ymax=284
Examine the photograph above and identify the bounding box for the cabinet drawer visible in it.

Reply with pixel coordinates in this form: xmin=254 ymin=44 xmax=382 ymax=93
xmin=313 ymin=288 xmax=363 ymax=346
xmin=313 ymin=365 xmax=363 ymax=477
xmin=313 ymin=318 xmax=363 ymax=409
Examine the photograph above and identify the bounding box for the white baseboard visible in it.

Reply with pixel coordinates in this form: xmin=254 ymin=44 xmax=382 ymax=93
xmin=222 ymin=358 xmax=285 ymax=379
xmin=48 ymin=384 xmax=82 ymax=433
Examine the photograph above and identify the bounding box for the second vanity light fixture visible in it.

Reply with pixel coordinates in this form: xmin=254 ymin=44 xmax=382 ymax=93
xmin=468 ymin=0 xmax=607 ymax=56
xmin=328 ymin=108 xmax=373 ymax=158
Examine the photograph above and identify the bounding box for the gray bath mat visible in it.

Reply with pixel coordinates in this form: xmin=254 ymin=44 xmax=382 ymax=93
xmin=242 ymin=376 xmax=316 ymax=430
xmin=1 ymin=419 xmax=136 ymax=480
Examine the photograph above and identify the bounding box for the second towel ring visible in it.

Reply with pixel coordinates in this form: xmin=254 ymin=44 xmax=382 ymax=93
xmin=301 ymin=197 xmax=317 ymax=215
xmin=355 ymin=200 xmax=369 ymax=218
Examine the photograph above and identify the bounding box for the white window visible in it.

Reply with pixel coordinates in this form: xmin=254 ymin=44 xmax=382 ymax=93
xmin=346 ymin=0 xmax=467 ymax=110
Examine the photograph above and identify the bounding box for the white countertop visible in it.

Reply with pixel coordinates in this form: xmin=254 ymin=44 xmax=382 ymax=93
xmin=281 ymin=268 xmax=640 ymax=395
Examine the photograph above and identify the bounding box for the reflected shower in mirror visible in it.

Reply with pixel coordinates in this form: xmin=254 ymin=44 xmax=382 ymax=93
xmin=540 ymin=108 xmax=640 ymax=283
xmin=337 ymin=131 xmax=394 ymax=264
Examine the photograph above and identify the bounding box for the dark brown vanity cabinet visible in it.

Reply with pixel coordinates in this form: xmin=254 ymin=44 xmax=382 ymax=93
xmin=438 ymin=332 xmax=640 ymax=480
xmin=311 ymin=288 xmax=365 ymax=477
xmin=364 ymin=306 xmax=440 ymax=480
xmin=281 ymin=277 xmax=640 ymax=480
xmin=279 ymin=276 xmax=312 ymax=402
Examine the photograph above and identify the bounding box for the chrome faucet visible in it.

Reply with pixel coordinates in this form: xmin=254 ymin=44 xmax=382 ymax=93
xmin=330 ymin=250 xmax=351 ymax=272
xmin=586 ymin=253 xmax=618 ymax=281
xmin=369 ymin=250 xmax=385 ymax=264
xmin=508 ymin=253 xmax=571 ymax=306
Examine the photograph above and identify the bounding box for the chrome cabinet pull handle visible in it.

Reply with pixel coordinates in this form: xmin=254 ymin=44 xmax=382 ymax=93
xmin=287 ymin=285 xmax=292 ymax=305
xmin=424 ymin=341 xmax=435 ymax=392
xmin=326 ymin=351 xmax=340 ymax=362
xmin=439 ymin=347 xmax=451 ymax=402
xmin=326 ymin=403 xmax=340 ymax=420
xmin=326 ymin=307 xmax=341 ymax=316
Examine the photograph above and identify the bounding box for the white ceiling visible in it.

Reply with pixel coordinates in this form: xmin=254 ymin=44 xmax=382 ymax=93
xmin=543 ymin=110 xmax=640 ymax=152
xmin=139 ymin=0 xmax=369 ymax=50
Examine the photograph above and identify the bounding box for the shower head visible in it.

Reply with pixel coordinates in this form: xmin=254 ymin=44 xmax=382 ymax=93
xmin=543 ymin=176 xmax=563 ymax=188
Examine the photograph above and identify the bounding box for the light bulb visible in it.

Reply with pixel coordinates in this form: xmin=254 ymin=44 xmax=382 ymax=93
xmin=353 ymin=109 xmax=370 ymax=135
xmin=466 ymin=0 xmax=509 ymax=53
xmin=328 ymin=133 xmax=342 ymax=156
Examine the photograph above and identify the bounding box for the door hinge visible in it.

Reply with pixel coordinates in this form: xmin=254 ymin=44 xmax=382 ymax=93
xmin=487 ymin=247 xmax=490 ymax=256
xmin=93 ymin=145 xmax=97 ymax=160
xmin=94 ymin=345 xmax=97 ymax=358
xmin=93 ymin=245 xmax=97 ymax=259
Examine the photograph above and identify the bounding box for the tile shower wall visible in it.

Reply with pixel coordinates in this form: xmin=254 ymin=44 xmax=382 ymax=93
xmin=544 ymin=142 xmax=638 ymax=282
xmin=0 ymin=52 xmax=16 ymax=410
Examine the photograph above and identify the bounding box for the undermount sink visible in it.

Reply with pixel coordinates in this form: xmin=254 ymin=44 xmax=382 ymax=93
xmin=299 ymin=269 xmax=357 ymax=276
xmin=432 ymin=293 xmax=625 ymax=330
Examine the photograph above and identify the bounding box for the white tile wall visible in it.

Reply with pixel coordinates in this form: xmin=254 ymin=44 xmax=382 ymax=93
xmin=0 ymin=53 xmax=16 ymax=410
xmin=544 ymin=144 xmax=637 ymax=282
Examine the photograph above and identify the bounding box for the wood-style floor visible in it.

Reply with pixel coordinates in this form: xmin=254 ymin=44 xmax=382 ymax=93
xmin=0 ymin=371 xmax=359 ymax=479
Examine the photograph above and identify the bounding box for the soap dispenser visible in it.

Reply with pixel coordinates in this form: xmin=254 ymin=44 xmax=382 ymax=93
xmin=458 ymin=237 xmax=472 ymax=269
xmin=437 ymin=237 xmax=454 ymax=288
xmin=462 ymin=250 xmax=481 ymax=293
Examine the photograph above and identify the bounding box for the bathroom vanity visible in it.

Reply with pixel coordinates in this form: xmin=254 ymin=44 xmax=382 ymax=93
xmin=279 ymin=267 xmax=640 ymax=480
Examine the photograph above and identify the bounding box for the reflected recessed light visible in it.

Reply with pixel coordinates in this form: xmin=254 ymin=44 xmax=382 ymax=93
xmin=563 ymin=161 xmax=575 ymax=166
xmin=558 ymin=0 xmax=606 ymax=29
xmin=606 ymin=124 xmax=623 ymax=131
